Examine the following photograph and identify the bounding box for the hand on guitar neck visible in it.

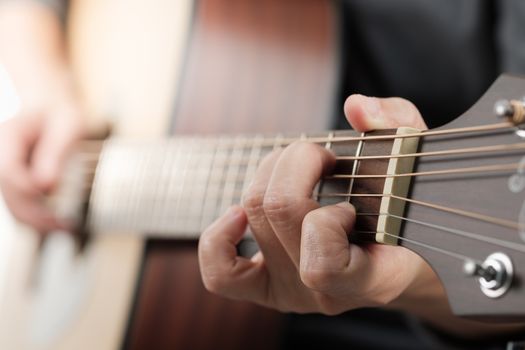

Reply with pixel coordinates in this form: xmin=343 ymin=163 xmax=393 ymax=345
xmin=198 ymin=94 xmax=524 ymax=339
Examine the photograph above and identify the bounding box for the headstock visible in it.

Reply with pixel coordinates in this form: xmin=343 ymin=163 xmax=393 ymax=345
xmin=402 ymin=74 xmax=525 ymax=321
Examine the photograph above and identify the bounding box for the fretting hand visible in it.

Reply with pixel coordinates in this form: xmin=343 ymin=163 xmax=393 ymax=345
xmin=198 ymin=95 xmax=434 ymax=314
xmin=199 ymin=96 xmax=525 ymax=337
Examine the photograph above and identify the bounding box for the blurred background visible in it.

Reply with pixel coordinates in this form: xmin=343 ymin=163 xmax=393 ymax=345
xmin=0 ymin=0 xmax=523 ymax=349
xmin=0 ymin=65 xmax=19 ymax=307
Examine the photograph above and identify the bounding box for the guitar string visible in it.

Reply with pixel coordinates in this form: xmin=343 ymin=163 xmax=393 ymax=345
xmin=80 ymin=180 xmax=521 ymax=233
xmin=75 ymin=121 xmax=516 ymax=152
xmin=319 ymin=193 xmax=522 ymax=231
xmin=356 ymin=212 xmax=525 ymax=253
xmin=326 ymin=162 xmax=520 ymax=179
xmin=352 ymin=230 xmax=474 ymax=262
xmin=79 ymin=170 xmax=525 ymax=260
xmin=70 ymin=140 xmax=525 ymax=235
xmin=75 ymin=159 xmax=524 ymax=232
xmin=63 ymin=122 xmax=525 ymax=258
xmin=75 ymin=141 xmax=525 ymax=165
xmin=77 ymin=160 xmax=522 ymax=181
xmin=81 ymin=182 xmax=525 ymax=257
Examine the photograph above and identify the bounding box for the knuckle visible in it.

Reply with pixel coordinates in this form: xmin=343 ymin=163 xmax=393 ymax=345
xmin=202 ymin=272 xmax=227 ymax=295
xmin=262 ymin=191 xmax=298 ymax=223
xmin=200 ymin=264 xmax=231 ymax=296
xmin=197 ymin=234 xmax=214 ymax=255
xmin=303 ymin=209 xmax=327 ymax=227
xmin=242 ymin=187 xmax=265 ymax=216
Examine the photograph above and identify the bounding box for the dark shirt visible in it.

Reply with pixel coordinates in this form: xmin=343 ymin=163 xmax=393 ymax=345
xmin=288 ymin=1 xmax=525 ymax=349
xmin=336 ymin=0 xmax=525 ymax=130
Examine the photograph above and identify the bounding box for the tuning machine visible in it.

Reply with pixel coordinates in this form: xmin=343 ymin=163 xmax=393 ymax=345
xmin=463 ymin=252 xmax=514 ymax=298
xmin=494 ymin=98 xmax=525 ymax=138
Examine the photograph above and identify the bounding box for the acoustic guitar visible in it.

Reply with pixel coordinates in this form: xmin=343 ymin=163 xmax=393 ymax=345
xmin=1 ymin=1 xmax=525 ymax=350
xmin=0 ymin=0 xmax=339 ymax=349
xmin=75 ymin=74 xmax=525 ymax=322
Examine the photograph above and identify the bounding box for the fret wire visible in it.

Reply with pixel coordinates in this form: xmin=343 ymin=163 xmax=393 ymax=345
xmin=178 ymin=139 xmax=195 ymax=231
xmin=161 ymin=139 xmax=181 ymax=232
xmin=138 ymin=145 xmax=151 ymax=230
xmin=114 ymin=145 xmax=135 ymax=230
xmin=215 ymin=137 xmax=234 ymax=222
xmin=219 ymin=137 xmax=245 ymax=216
xmin=86 ymin=140 xmax=108 ymax=231
xmin=173 ymin=138 xmax=194 ymax=231
xmin=347 ymin=132 xmax=365 ymax=202
xmin=96 ymin=144 xmax=113 ymax=231
xmin=192 ymin=142 xmax=214 ymax=231
xmin=112 ymin=145 xmax=137 ymax=231
xmin=198 ymin=141 xmax=216 ymax=231
xmin=200 ymin=139 xmax=218 ymax=229
xmin=199 ymin=138 xmax=223 ymax=231
xmin=149 ymin=142 xmax=168 ymax=231
xmin=241 ymin=135 xmax=264 ymax=196
xmin=138 ymin=144 xmax=157 ymax=230
xmin=315 ymin=131 xmax=334 ymax=202
xmin=188 ymin=141 xmax=215 ymax=233
xmin=210 ymin=139 xmax=231 ymax=226
xmin=99 ymin=144 xmax=115 ymax=231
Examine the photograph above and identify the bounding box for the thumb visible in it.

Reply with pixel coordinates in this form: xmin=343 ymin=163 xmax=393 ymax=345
xmin=344 ymin=94 xmax=427 ymax=132
xmin=199 ymin=206 xmax=268 ymax=302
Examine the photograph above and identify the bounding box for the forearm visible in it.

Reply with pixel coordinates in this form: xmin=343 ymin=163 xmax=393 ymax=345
xmin=0 ymin=0 xmax=75 ymax=108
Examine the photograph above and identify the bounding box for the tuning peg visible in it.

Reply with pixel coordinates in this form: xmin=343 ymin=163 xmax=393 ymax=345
xmin=463 ymin=260 xmax=496 ymax=281
xmin=494 ymin=98 xmax=525 ymax=125
xmin=463 ymin=252 xmax=513 ymax=299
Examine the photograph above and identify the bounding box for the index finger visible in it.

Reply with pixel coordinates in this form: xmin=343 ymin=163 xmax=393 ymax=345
xmin=263 ymin=141 xmax=335 ymax=267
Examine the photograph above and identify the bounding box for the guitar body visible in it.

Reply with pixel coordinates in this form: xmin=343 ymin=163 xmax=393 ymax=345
xmin=125 ymin=1 xmax=338 ymax=347
xmin=0 ymin=0 xmax=340 ymax=349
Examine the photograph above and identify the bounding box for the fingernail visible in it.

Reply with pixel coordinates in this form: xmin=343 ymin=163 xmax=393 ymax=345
xmin=364 ymin=96 xmax=382 ymax=118
xmin=336 ymin=201 xmax=355 ymax=212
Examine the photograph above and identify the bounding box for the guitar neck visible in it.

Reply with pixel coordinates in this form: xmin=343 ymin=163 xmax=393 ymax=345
xmin=86 ymin=129 xmax=397 ymax=239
